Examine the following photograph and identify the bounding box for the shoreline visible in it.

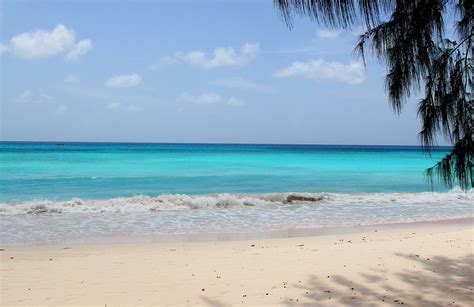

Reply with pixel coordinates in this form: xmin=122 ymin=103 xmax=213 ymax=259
xmin=2 ymin=216 xmax=472 ymax=248
xmin=1 ymin=218 xmax=472 ymax=305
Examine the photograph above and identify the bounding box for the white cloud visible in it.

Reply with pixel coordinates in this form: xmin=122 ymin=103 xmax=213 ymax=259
xmin=64 ymin=74 xmax=80 ymax=83
xmin=212 ymin=78 xmax=273 ymax=93
xmin=227 ymin=97 xmax=245 ymax=107
xmin=65 ymin=39 xmax=92 ymax=61
xmin=16 ymin=90 xmax=54 ymax=104
xmin=274 ymin=58 xmax=365 ymax=85
xmin=105 ymin=74 xmax=142 ymax=88
xmin=316 ymin=29 xmax=343 ymax=39
xmin=9 ymin=24 xmax=74 ymax=59
xmin=1 ymin=24 xmax=92 ymax=60
xmin=177 ymin=92 xmax=221 ymax=104
xmin=159 ymin=43 xmax=260 ymax=69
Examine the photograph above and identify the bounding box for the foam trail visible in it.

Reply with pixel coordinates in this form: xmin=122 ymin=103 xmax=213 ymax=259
xmin=0 ymin=190 xmax=472 ymax=216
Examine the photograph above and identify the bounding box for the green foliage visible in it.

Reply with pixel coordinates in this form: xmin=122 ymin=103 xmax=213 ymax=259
xmin=276 ymin=0 xmax=473 ymax=189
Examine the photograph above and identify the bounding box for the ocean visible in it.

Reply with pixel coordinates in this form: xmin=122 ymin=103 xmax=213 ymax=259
xmin=1 ymin=142 xmax=472 ymax=244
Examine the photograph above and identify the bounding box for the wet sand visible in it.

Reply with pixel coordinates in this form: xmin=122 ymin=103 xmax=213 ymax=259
xmin=1 ymin=220 xmax=473 ymax=306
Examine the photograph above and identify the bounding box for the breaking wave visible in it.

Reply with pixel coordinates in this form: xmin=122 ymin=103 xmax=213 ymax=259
xmin=0 ymin=189 xmax=472 ymax=216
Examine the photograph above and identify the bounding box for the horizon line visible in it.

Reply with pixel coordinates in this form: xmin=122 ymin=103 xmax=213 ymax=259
xmin=0 ymin=140 xmax=453 ymax=148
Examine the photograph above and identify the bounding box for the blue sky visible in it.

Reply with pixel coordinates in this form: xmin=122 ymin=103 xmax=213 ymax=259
xmin=0 ymin=0 xmax=442 ymax=145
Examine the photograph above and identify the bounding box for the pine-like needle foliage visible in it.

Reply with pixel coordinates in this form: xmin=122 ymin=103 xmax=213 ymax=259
xmin=276 ymin=0 xmax=473 ymax=189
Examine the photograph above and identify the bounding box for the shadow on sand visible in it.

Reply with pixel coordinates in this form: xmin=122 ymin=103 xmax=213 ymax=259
xmin=283 ymin=253 xmax=474 ymax=306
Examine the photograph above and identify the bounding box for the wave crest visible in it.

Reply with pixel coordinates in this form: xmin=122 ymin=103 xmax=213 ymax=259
xmin=0 ymin=190 xmax=472 ymax=216
xmin=0 ymin=192 xmax=326 ymax=215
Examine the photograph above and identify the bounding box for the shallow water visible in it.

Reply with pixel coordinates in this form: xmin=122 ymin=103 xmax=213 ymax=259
xmin=1 ymin=142 xmax=472 ymax=244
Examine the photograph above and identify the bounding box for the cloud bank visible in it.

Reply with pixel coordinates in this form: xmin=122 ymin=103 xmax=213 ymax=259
xmin=274 ymin=58 xmax=365 ymax=85
xmin=158 ymin=43 xmax=260 ymax=69
xmin=1 ymin=24 xmax=92 ymax=60
xmin=105 ymin=74 xmax=142 ymax=88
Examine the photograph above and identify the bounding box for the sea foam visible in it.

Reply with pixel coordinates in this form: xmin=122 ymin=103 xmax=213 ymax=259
xmin=1 ymin=190 xmax=472 ymax=216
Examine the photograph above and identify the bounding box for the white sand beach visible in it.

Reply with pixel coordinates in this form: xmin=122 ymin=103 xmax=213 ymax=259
xmin=1 ymin=219 xmax=473 ymax=306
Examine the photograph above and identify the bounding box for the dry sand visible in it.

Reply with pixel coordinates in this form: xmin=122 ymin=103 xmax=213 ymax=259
xmin=1 ymin=220 xmax=473 ymax=306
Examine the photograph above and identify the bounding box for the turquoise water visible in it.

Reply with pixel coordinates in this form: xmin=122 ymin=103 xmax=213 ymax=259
xmin=0 ymin=142 xmax=451 ymax=201
xmin=1 ymin=142 xmax=472 ymax=244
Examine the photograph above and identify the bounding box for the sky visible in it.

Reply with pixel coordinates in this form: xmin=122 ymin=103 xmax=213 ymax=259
xmin=0 ymin=0 xmax=448 ymax=145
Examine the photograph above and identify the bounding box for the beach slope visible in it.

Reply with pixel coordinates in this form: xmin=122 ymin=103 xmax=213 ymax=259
xmin=1 ymin=222 xmax=473 ymax=306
